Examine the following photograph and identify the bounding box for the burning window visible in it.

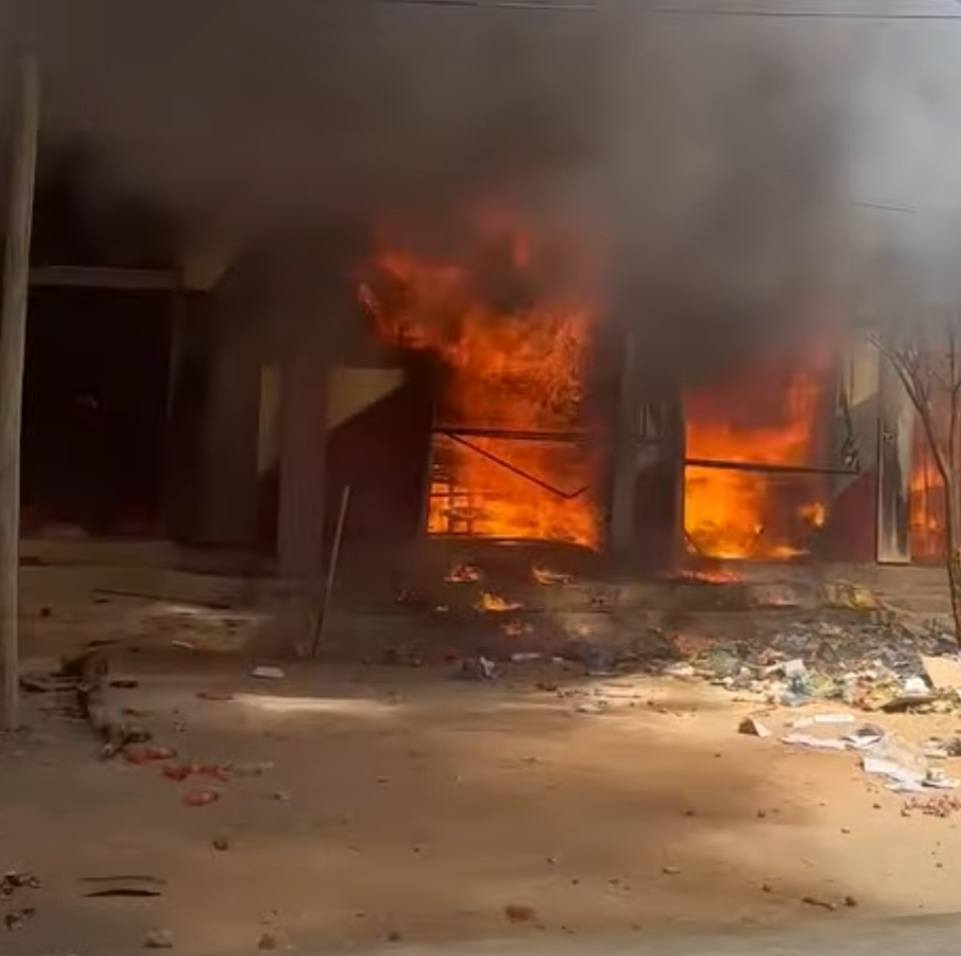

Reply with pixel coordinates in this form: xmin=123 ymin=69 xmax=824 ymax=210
xmin=684 ymin=348 xmax=834 ymax=560
xmin=358 ymin=209 xmax=600 ymax=548
xmin=910 ymin=409 xmax=946 ymax=562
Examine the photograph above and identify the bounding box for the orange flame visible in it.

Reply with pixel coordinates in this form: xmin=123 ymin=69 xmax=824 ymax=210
xmin=476 ymin=591 xmax=523 ymax=613
xmin=684 ymin=350 xmax=831 ymax=559
xmin=360 ymin=210 xmax=599 ymax=547
xmin=910 ymin=423 xmax=945 ymax=560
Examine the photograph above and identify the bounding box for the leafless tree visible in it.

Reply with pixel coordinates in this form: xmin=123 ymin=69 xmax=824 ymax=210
xmin=870 ymin=317 xmax=961 ymax=645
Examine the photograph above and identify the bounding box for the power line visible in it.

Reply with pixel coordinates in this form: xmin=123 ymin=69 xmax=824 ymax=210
xmin=370 ymin=0 xmax=594 ymax=9
xmin=647 ymin=5 xmax=961 ymax=18
xmin=368 ymin=0 xmax=961 ymax=19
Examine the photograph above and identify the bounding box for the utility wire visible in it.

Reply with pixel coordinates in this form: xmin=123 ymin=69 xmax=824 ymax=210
xmin=367 ymin=0 xmax=961 ymax=18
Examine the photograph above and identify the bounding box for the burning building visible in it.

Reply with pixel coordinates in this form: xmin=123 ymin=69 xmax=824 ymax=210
xmin=3 ymin=0 xmax=955 ymax=597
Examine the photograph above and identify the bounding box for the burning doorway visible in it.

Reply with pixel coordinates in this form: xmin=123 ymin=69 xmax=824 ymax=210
xmin=358 ymin=208 xmax=601 ymax=549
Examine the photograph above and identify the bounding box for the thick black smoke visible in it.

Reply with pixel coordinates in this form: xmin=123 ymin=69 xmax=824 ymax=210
xmin=4 ymin=0 xmax=955 ymax=380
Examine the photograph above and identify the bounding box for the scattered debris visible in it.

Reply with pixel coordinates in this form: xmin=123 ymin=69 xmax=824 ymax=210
xmin=749 ymin=583 xmax=800 ymax=608
xmin=229 ymin=760 xmax=274 ymax=777
xmin=81 ymin=875 xmax=166 ymax=898
xmin=922 ymin=736 xmax=961 ymax=759
xmin=789 ymin=714 xmax=856 ymax=729
xmin=124 ymin=746 xmax=177 ymax=765
xmin=921 ymin=655 xmax=961 ymax=691
xmin=170 ymin=640 xmax=197 ymax=652
xmin=445 ymin=563 xmax=482 ymax=584
xmin=182 ymin=789 xmax=220 ymax=807
xmin=273 ymin=790 xmax=291 ymax=802
xmin=738 ymin=717 xmax=771 ymax=738
xmin=1 ymin=871 xmax=41 ymax=897
xmin=162 ymin=765 xmax=194 ymax=782
xmin=663 ymin=662 xmax=696 ymax=679
xmin=212 ymin=838 xmax=231 ymax=851
xmin=20 ymin=672 xmax=80 ymax=693
xmin=801 ymin=896 xmax=836 ymax=912
xmin=823 ymin=581 xmax=877 ymax=610
xmin=251 ymin=666 xmax=285 ymax=680
xmin=3 ymin=907 xmax=35 ymax=931
xmin=532 ymin=566 xmax=573 ymax=585
xmin=781 ymin=733 xmax=848 ymax=752
xmin=661 ymin=866 xmax=681 ymax=876
xmin=502 ymin=621 xmax=533 ymax=639
xmin=903 ymin=794 xmax=961 ymax=818
xmin=504 ymin=904 xmax=536 ymax=923
xmin=456 ymin=656 xmax=496 ymax=681
xmin=144 ymin=928 xmax=174 ymax=948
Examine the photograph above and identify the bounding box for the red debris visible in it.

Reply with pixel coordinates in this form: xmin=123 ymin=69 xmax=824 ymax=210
xmin=182 ymin=789 xmax=220 ymax=807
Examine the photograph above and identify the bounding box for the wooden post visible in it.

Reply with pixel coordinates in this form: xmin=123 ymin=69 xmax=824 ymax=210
xmin=0 ymin=58 xmax=39 ymax=730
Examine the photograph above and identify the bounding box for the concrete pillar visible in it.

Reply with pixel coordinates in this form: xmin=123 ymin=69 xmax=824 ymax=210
xmin=277 ymin=331 xmax=328 ymax=581
xmin=609 ymin=326 xmax=638 ymax=552
xmin=876 ymin=353 xmax=913 ymax=563
xmin=199 ymin=321 xmax=260 ymax=546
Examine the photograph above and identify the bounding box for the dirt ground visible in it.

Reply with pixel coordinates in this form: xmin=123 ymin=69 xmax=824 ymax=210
xmin=5 ymin=651 xmax=961 ymax=956
xmin=4 ymin=548 xmax=961 ymax=954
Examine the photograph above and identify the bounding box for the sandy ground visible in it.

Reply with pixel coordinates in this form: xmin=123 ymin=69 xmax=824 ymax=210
xmin=4 ymin=651 xmax=961 ymax=956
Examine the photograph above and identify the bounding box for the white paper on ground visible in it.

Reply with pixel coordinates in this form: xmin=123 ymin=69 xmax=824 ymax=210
xmin=791 ymin=714 xmax=856 ymax=729
xmin=781 ymin=733 xmax=848 ymax=752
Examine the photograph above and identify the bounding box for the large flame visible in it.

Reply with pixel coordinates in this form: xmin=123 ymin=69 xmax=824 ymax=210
xmin=684 ymin=350 xmax=831 ymax=559
xmin=359 ymin=210 xmax=600 ymax=547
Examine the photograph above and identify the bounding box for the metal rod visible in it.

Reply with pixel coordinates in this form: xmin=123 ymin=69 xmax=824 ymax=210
xmin=311 ymin=485 xmax=351 ymax=659
xmin=441 ymin=431 xmax=589 ymax=500
xmin=0 ymin=58 xmax=39 ymax=730
xmin=435 ymin=425 xmax=587 ymax=443
xmin=684 ymin=458 xmax=859 ymax=477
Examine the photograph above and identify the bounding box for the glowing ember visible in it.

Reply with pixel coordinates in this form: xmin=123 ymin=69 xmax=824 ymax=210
xmin=359 ymin=208 xmax=599 ymax=548
xmin=671 ymin=568 xmax=743 ymax=585
xmin=445 ymin=563 xmax=482 ymax=584
xmin=476 ymin=591 xmax=523 ymax=613
xmin=502 ymin=620 xmax=534 ymax=638
xmin=684 ymin=348 xmax=832 ymax=560
xmin=531 ymin=566 xmax=573 ymax=585
xmin=799 ymin=501 xmax=827 ymax=529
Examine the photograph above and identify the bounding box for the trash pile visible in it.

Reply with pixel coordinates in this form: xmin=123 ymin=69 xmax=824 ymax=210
xmin=685 ymin=618 xmax=961 ymax=713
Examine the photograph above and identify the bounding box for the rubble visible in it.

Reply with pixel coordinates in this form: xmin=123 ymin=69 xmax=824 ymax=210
xmin=144 ymin=929 xmax=174 ymax=948
xmin=738 ymin=717 xmax=771 ymax=738
xmin=251 ymin=666 xmax=285 ymax=680
xmin=456 ymin=656 xmax=496 ymax=680
xmin=3 ymin=907 xmax=35 ymax=931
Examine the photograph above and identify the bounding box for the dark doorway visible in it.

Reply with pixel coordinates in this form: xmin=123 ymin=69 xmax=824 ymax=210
xmin=22 ymin=287 xmax=171 ymax=536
